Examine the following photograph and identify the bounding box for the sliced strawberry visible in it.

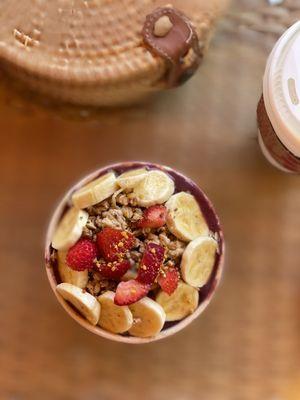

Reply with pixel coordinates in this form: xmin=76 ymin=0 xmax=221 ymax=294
xmin=114 ymin=280 xmax=150 ymax=306
xmin=137 ymin=243 xmax=165 ymax=285
xmin=96 ymin=259 xmax=131 ymax=280
xmin=158 ymin=267 xmax=179 ymax=295
xmin=66 ymin=238 xmax=98 ymax=271
xmin=136 ymin=205 xmax=167 ymax=229
xmin=97 ymin=227 xmax=135 ymax=262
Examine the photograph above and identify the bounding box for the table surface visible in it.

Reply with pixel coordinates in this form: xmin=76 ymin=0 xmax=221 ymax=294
xmin=1 ymin=1 xmax=300 ymax=399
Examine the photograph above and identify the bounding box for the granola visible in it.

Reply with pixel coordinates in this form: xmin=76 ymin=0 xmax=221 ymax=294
xmin=80 ymin=190 xmax=186 ymax=295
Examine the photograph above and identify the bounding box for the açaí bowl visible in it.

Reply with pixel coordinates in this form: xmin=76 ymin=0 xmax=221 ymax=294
xmin=45 ymin=161 xmax=225 ymax=344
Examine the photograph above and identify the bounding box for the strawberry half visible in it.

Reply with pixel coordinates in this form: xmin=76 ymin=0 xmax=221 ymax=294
xmin=114 ymin=280 xmax=150 ymax=306
xmin=66 ymin=238 xmax=98 ymax=271
xmin=96 ymin=259 xmax=131 ymax=280
xmin=97 ymin=227 xmax=135 ymax=262
xmin=158 ymin=267 xmax=179 ymax=295
xmin=137 ymin=243 xmax=165 ymax=285
xmin=136 ymin=205 xmax=167 ymax=229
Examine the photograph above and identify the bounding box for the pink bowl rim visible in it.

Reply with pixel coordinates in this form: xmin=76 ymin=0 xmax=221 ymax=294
xmin=45 ymin=161 xmax=225 ymax=344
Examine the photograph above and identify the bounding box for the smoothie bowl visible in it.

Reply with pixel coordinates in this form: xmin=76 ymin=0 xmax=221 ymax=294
xmin=45 ymin=162 xmax=225 ymax=343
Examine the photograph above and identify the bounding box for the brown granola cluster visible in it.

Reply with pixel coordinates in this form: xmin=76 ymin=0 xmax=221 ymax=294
xmin=81 ymin=191 xmax=186 ymax=297
xmin=86 ymin=271 xmax=117 ymax=297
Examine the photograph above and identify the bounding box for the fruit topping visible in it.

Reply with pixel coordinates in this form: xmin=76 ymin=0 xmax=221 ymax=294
xmin=72 ymin=172 xmax=118 ymax=209
xmin=137 ymin=243 xmax=165 ymax=285
xmin=133 ymin=170 xmax=175 ymax=207
xmin=57 ymin=250 xmax=88 ymax=288
xmin=136 ymin=205 xmax=167 ymax=229
xmin=117 ymin=168 xmax=148 ymax=190
xmin=56 ymin=283 xmax=100 ymax=325
xmin=97 ymin=291 xmax=133 ymax=334
xmin=52 ymin=207 xmax=89 ymax=251
xmin=166 ymin=192 xmax=209 ymax=241
xmin=66 ymin=238 xmax=98 ymax=271
xmin=97 ymin=227 xmax=135 ymax=262
xmin=96 ymin=259 xmax=131 ymax=280
xmin=128 ymin=298 xmax=166 ymax=338
xmin=114 ymin=280 xmax=151 ymax=306
xmin=156 ymin=281 xmax=199 ymax=322
xmin=158 ymin=267 xmax=179 ymax=295
xmin=181 ymin=236 xmax=218 ymax=288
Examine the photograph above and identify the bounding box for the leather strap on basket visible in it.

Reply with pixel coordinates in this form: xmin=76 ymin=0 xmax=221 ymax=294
xmin=142 ymin=7 xmax=202 ymax=88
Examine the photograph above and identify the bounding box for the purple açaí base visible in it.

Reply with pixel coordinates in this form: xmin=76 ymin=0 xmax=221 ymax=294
xmin=45 ymin=161 xmax=225 ymax=343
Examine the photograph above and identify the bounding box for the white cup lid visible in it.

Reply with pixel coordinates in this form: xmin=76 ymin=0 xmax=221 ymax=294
xmin=263 ymin=21 xmax=300 ymax=157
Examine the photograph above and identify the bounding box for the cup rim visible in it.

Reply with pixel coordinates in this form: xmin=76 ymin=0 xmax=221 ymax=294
xmin=45 ymin=161 xmax=225 ymax=344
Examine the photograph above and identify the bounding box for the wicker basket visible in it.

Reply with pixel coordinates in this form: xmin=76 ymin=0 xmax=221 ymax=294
xmin=0 ymin=0 xmax=229 ymax=106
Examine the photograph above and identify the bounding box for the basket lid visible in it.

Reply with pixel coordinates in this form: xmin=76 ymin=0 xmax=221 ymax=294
xmin=263 ymin=21 xmax=300 ymax=157
xmin=0 ymin=0 xmax=224 ymax=86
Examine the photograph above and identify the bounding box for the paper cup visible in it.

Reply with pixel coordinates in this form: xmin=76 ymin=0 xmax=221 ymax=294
xmin=45 ymin=161 xmax=225 ymax=343
xmin=257 ymin=22 xmax=300 ymax=173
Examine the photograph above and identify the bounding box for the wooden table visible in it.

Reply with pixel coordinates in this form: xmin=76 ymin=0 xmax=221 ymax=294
xmin=1 ymin=1 xmax=300 ymax=399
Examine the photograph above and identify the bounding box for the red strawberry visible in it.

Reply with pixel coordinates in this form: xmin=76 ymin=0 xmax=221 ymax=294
xmin=66 ymin=238 xmax=98 ymax=271
xmin=136 ymin=205 xmax=167 ymax=229
xmin=114 ymin=280 xmax=150 ymax=306
xmin=97 ymin=227 xmax=135 ymax=262
xmin=96 ymin=259 xmax=131 ymax=280
xmin=137 ymin=243 xmax=165 ymax=285
xmin=158 ymin=268 xmax=179 ymax=295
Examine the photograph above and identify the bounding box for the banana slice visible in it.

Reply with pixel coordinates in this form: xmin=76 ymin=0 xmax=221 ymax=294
xmin=52 ymin=207 xmax=89 ymax=251
xmin=121 ymin=270 xmax=160 ymax=291
xmin=165 ymin=192 xmax=209 ymax=242
xmin=128 ymin=297 xmax=166 ymax=338
xmin=56 ymin=283 xmax=101 ymax=325
xmin=156 ymin=281 xmax=199 ymax=322
xmin=117 ymin=168 xmax=148 ymax=190
xmin=181 ymin=236 xmax=217 ymax=288
xmin=97 ymin=291 xmax=133 ymax=334
xmin=57 ymin=250 xmax=88 ymax=289
xmin=133 ymin=170 xmax=175 ymax=207
xmin=121 ymin=269 xmax=138 ymax=281
xmin=72 ymin=172 xmax=118 ymax=209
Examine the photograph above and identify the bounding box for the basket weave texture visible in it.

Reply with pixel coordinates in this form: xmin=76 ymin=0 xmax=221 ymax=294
xmin=0 ymin=0 xmax=228 ymax=105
